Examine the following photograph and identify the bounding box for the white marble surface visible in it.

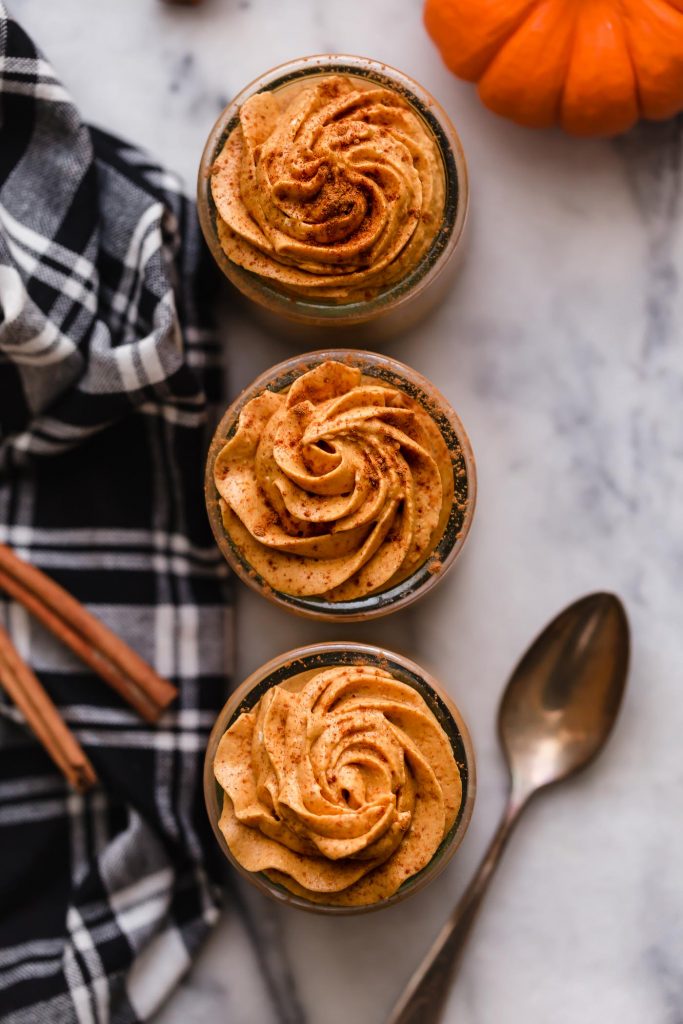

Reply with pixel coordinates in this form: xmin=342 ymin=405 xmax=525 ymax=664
xmin=10 ymin=1 xmax=683 ymax=1022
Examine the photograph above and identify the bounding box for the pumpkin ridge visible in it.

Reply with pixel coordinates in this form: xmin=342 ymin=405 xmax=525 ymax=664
xmin=470 ymin=2 xmax=543 ymax=80
xmin=489 ymin=0 xmax=573 ymax=79
xmin=479 ymin=0 xmax=580 ymax=129
xmin=560 ymin=2 xmax=640 ymax=135
xmin=621 ymin=0 xmax=683 ymax=120
xmin=617 ymin=7 xmax=644 ymax=123
xmin=424 ymin=0 xmax=539 ymax=82
xmin=557 ymin=5 xmax=585 ymax=130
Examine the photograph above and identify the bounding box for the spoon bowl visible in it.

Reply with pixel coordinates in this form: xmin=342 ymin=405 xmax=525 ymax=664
xmin=500 ymin=592 xmax=630 ymax=797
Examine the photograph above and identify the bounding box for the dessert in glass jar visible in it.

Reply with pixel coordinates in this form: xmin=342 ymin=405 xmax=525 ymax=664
xmin=205 ymin=349 xmax=476 ymax=621
xmin=198 ymin=55 xmax=468 ymax=341
xmin=204 ymin=642 xmax=476 ymax=913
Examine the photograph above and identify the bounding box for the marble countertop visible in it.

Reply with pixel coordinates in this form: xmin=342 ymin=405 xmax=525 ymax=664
xmin=10 ymin=1 xmax=683 ymax=1022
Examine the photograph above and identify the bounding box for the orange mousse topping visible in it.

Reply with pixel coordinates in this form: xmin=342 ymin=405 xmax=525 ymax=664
xmin=213 ymin=361 xmax=454 ymax=602
xmin=214 ymin=663 xmax=461 ymax=906
xmin=210 ymin=74 xmax=444 ymax=301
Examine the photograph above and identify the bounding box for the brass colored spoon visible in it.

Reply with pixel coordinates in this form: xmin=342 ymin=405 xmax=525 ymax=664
xmin=388 ymin=592 xmax=630 ymax=1024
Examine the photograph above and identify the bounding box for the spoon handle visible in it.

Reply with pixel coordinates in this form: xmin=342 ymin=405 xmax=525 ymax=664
xmin=386 ymin=795 xmax=527 ymax=1024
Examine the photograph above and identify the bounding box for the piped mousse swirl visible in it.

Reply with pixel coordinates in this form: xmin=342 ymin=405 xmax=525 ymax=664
xmin=214 ymin=664 xmax=462 ymax=906
xmin=210 ymin=74 xmax=444 ymax=301
xmin=214 ymin=361 xmax=454 ymax=602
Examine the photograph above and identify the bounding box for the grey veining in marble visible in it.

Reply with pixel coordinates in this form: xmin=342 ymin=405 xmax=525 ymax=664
xmin=8 ymin=1 xmax=683 ymax=1022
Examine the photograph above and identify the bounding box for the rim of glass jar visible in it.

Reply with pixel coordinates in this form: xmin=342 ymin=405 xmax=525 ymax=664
xmin=204 ymin=641 xmax=476 ymax=915
xmin=204 ymin=348 xmax=477 ymax=622
xmin=197 ymin=54 xmax=469 ymax=326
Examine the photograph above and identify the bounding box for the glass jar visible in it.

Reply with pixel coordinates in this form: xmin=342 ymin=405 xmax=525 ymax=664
xmin=204 ymin=641 xmax=476 ymax=915
xmin=205 ymin=348 xmax=476 ymax=622
xmin=197 ymin=54 xmax=468 ymax=343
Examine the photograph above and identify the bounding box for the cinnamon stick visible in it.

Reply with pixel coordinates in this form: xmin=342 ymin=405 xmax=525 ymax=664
xmin=0 ymin=544 xmax=177 ymax=723
xmin=0 ymin=624 xmax=97 ymax=793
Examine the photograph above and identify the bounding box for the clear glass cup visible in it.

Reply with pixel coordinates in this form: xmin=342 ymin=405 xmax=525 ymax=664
xmin=205 ymin=348 xmax=476 ymax=622
xmin=204 ymin=641 xmax=476 ymax=915
xmin=197 ymin=54 xmax=468 ymax=344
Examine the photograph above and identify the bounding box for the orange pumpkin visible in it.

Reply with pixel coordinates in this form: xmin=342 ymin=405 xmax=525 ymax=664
xmin=424 ymin=0 xmax=683 ymax=136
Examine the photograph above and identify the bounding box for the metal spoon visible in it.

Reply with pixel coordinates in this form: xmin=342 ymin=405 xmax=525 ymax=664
xmin=387 ymin=591 xmax=630 ymax=1024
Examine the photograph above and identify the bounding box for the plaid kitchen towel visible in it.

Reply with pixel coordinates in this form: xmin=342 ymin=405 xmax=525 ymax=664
xmin=0 ymin=5 xmax=232 ymax=1022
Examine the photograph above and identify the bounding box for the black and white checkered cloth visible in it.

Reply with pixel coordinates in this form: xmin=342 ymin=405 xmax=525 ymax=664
xmin=0 ymin=5 xmax=232 ymax=1022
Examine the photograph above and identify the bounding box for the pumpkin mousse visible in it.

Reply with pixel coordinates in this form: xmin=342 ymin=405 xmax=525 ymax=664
xmin=210 ymin=73 xmax=445 ymax=302
xmin=213 ymin=663 xmax=462 ymax=906
xmin=213 ymin=360 xmax=454 ymax=602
